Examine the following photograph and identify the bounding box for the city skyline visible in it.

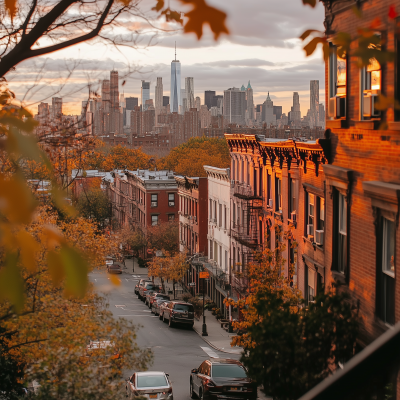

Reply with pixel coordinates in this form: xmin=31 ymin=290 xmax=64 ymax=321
xmin=7 ymin=0 xmax=325 ymax=116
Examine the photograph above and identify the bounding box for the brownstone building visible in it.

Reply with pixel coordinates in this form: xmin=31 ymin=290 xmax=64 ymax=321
xmin=322 ymin=0 xmax=400 ymax=345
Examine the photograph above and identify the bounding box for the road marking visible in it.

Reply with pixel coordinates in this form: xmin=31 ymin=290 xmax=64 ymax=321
xmin=200 ymin=347 xmax=219 ymax=358
xmin=115 ymin=305 xmax=126 ymax=308
xmin=117 ymin=315 xmax=158 ymax=317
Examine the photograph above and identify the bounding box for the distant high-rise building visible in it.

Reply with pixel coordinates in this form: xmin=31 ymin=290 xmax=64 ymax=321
xmin=185 ymin=77 xmax=195 ymax=110
xmin=170 ymin=45 xmax=181 ymax=113
xmin=155 ymin=77 xmax=163 ymax=126
xmin=310 ymin=80 xmax=319 ymax=127
xmin=101 ymin=79 xmax=110 ymax=134
xmin=110 ymin=71 xmax=119 ymax=112
xmin=289 ymin=92 xmax=301 ymax=127
xmin=126 ymin=97 xmax=138 ymax=110
xmin=52 ymin=97 xmax=62 ymax=120
xmin=163 ymin=96 xmax=169 ymax=107
xmin=141 ymin=81 xmax=151 ymax=110
xmin=195 ymin=96 xmax=201 ymax=111
xmin=119 ymin=93 xmax=125 ymax=109
xmin=38 ymin=102 xmax=49 ymax=124
xmin=223 ymin=88 xmax=246 ymax=125
xmin=246 ymin=81 xmax=254 ymax=124
xmin=205 ymin=90 xmax=216 ymax=110
xmin=212 ymin=95 xmax=223 ymax=108
xmin=273 ymin=105 xmax=282 ymax=121
xmin=180 ymin=88 xmax=187 ymax=114
xmin=262 ymin=92 xmax=276 ymax=126
xmin=200 ymin=105 xmax=211 ymax=128
xmin=256 ymin=104 xmax=262 ymax=113
xmin=80 ymin=100 xmax=88 ymax=127
xmin=319 ymin=103 xmax=325 ymax=127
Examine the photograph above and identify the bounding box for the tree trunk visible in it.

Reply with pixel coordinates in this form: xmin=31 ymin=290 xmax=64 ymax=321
xmin=160 ymin=277 xmax=165 ymax=294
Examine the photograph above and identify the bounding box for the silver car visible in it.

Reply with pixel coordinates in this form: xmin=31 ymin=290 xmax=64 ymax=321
xmin=126 ymin=371 xmax=173 ymax=400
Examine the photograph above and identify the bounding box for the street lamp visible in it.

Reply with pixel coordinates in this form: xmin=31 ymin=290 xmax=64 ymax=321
xmin=199 ymin=268 xmax=209 ymax=337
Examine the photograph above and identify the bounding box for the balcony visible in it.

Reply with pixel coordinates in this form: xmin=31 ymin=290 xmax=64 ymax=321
xmin=233 ymin=182 xmax=262 ymax=201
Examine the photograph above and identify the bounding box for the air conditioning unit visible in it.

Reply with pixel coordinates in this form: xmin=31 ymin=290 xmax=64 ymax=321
xmin=363 ymin=94 xmax=380 ymax=118
xmin=168 ymin=201 xmax=174 ymax=206
xmin=291 ymin=211 xmax=297 ymax=222
xmin=307 ymin=224 xmax=314 ymax=236
xmin=194 ymin=216 xmax=197 ymax=222
xmin=151 ymin=201 xmax=157 ymax=207
xmin=268 ymin=199 xmax=273 ymax=208
xmin=315 ymin=230 xmax=324 ymax=246
xmin=329 ymin=96 xmax=346 ymax=118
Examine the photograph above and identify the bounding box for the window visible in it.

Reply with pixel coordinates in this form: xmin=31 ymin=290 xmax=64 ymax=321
xmin=209 ymin=199 xmax=212 ymax=219
xmin=377 ymin=217 xmax=395 ymax=325
xmin=275 ymin=177 xmax=282 ymax=212
xmin=219 ymin=203 xmax=222 ymax=227
xmin=225 ymin=250 xmax=228 ymax=271
xmin=224 ymin=205 xmax=227 ymax=229
xmin=289 ymin=177 xmax=296 ymax=215
xmin=253 ymin=169 xmax=258 ymax=196
xmin=334 ymin=191 xmax=347 ymax=274
xmin=232 ymin=202 xmax=236 ymax=227
xmin=151 ymin=193 xmax=158 ymax=207
xmin=241 ymin=159 xmax=244 ymax=182
xmin=168 ymin=193 xmax=175 ymax=207
xmin=151 ymin=214 xmax=158 ymax=226
xmin=318 ymin=197 xmax=325 ymax=231
xmin=308 ymin=268 xmax=315 ymax=304
xmin=307 ymin=193 xmax=315 ymax=237
xmin=267 ymin=171 xmax=272 ymax=207
xmin=219 ymin=246 xmax=222 ymax=267
xmin=289 ymin=244 xmax=297 ymax=287
xmin=168 ymin=214 xmax=175 ymax=221
xmin=328 ymin=44 xmax=347 ymax=118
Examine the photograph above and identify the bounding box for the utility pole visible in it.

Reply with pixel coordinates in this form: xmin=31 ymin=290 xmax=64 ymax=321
xmin=200 ymin=269 xmax=209 ymax=336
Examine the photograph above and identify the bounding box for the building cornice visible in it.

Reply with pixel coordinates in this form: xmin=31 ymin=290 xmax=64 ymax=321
xmin=225 ymin=134 xmax=331 ymax=177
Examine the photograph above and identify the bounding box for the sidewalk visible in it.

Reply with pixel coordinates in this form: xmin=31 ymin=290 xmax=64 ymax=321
xmin=124 ymin=257 xmax=149 ymax=276
xmin=193 ymin=310 xmax=242 ymax=355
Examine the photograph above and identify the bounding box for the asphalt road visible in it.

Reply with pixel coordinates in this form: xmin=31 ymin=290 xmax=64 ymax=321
xmin=90 ymin=269 xmax=240 ymax=400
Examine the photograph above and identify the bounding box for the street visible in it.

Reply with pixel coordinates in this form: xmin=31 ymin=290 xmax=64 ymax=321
xmin=90 ymin=269 xmax=240 ymax=400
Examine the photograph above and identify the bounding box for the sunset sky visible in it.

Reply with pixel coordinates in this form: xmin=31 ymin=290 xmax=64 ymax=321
xmin=8 ymin=0 xmax=325 ymax=116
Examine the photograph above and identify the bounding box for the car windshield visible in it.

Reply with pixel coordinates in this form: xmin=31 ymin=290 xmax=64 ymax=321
xmin=174 ymin=304 xmax=194 ymax=312
xmin=212 ymin=365 xmax=247 ymax=378
xmin=145 ymin=284 xmax=157 ymax=290
xmin=137 ymin=375 xmax=168 ymax=388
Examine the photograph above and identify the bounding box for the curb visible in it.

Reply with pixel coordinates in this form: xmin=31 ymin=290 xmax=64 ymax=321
xmin=192 ymin=325 xmax=242 ymax=356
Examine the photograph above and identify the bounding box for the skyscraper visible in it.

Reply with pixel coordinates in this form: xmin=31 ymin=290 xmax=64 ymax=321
xmin=223 ymin=88 xmax=246 ymax=125
xmin=141 ymin=81 xmax=150 ymax=110
xmin=170 ymin=45 xmax=181 ymax=113
xmin=261 ymin=92 xmax=276 ymax=126
xmin=290 ymin=92 xmax=301 ymax=127
xmin=52 ymin=97 xmax=62 ymax=120
xmin=110 ymin=70 xmax=119 ymax=112
xmin=155 ymin=77 xmax=163 ymax=125
xmin=185 ymin=77 xmax=195 ymax=110
xmin=310 ymin=80 xmax=319 ymax=127
xmin=126 ymin=97 xmax=138 ymax=110
xmin=180 ymin=88 xmax=187 ymax=114
xmin=195 ymin=96 xmax=201 ymax=111
xmin=246 ymin=81 xmax=254 ymax=124
xmin=205 ymin=90 xmax=216 ymax=109
xmin=163 ymin=96 xmax=169 ymax=107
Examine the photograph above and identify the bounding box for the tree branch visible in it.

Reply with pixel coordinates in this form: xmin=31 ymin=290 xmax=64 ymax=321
xmin=21 ymin=0 xmax=38 ymax=36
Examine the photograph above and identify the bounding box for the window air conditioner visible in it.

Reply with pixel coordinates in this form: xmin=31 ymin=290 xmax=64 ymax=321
xmin=151 ymin=201 xmax=157 ymax=207
xmin=307 ymin=224 xmax=314 ymax=236
xmin=269 ymin=199 xmax=273 ymax=208
xmin=329 ymin=96 xmax=346 ymax=118
xmin=168 ymin=201 xmax=175 ymax=206
xmin=315 ymin=230 xmax=324 ymax=246
xmin=291 ymin=211 xmax=297 ymax=222
xmin=363 ymin=94 xmax=380 ymax=118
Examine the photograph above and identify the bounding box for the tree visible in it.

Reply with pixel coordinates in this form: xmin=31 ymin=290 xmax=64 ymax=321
xmin=0 ymin=0 xmax=228 ymax=78
xmin=157 ymin=137 xmax=230 ymax=177
xmin=76 ymin=186 xmax=112 ymax=229
xmin=146 ymin=221 xmax=179 ymax=255
xmin=243 ymin=288 xmax=359 ymax=400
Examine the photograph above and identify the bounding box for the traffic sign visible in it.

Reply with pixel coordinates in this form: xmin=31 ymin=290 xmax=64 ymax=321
xmin=199 ymin=271 xmax=209 ymax=279
xmin=188 ymin=282 xmax=196 ymax=287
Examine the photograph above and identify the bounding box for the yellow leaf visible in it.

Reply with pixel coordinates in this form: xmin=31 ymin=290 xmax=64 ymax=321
xmin=5 ymin=0 xmax=17 ymax=20
xmin=61 ymin=245 xmax=88 ymax=298
xmin=0 ymin=252 xmax=25 ymax=312
xmin=16 ymin=230 xmax=39 ymax=272
xmin=109 ymin=274 xmax=121 ymax=286
xmin=0 ymin=174 xmax=37 ymax=224
xmin=47 ymin=250 xmax=65 ymax=286
xmin=42 ymin=225 xmax=64 ymax=250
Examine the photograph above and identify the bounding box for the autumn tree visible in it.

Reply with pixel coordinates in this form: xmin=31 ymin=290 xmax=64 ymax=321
xmin=157 ymin=137 xmax=230 ymax=177
xmin=146 ymin=221 xmax=179 ymax=255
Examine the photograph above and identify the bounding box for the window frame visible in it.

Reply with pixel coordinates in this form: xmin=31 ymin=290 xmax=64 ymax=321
xmin=168 ymin=193 xmax=175 ymax=207
xmin=151 ymin=214 xmax=159 ymax=226
xmin=151 ymin=193 xmax=158 ymax=207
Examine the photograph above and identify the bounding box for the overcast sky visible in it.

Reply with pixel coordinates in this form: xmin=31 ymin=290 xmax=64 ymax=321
xmin=8 ymin=0 xmax=325 ymax=115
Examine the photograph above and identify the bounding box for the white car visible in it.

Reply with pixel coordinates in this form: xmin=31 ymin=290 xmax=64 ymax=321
xmin=126 ymin=371 xmax=173 ymax=400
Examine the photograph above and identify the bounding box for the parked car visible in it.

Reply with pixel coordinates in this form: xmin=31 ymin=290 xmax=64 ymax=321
xmin=126 ymin=371 xmax=173 ymax=400
xmin=153 ymin=299 xmax=169 ymax=316
xmin=144 ymin=290 xmax=158 ymax=307
xmin=107 ymin=263 xmax=123 ymax=274
xmin=159 ymin=301 xmax=194 ymax=328
xmin=190 ymin=358 xmax=257 ymax=400
xmin=147 ymin=293 xmax=170 ymax=309
xmin=135 ymin=279 xmax=152 ymax=295
xmin=138 ymin=281 xmax=160 ymax=300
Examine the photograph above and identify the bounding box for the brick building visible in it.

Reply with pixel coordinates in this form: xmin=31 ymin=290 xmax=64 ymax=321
xmin=322 ymin=0 xmax=400 ymax=345
xmin=225 ymin=134 xmax=330 ymax=303
xmin=105 ymin=169 xmax=178 ymax=232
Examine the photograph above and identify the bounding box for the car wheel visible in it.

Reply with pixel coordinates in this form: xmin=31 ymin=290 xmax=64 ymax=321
xmin=199 ymin=387 xmax=204 ymax=400
xmin=169 ymin=317 xmax=174 ymax=328
xmin=163 ymin=313 xmax=167 ymax=323
xmin=190 ymin=379 xmax=197 ymax=399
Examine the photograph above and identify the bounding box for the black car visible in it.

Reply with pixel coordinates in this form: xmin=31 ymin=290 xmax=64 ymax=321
xmin=160 ymin=301 xmax=194 ymax=328
xmin=190 ymin=359 xmax=257 ymax=400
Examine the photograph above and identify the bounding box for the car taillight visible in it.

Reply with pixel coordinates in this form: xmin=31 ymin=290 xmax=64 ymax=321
xmin=143 ymin=288 xmax=147 ymax=291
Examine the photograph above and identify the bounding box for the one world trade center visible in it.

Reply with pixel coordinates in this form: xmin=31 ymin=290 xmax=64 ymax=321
xmin=170 ymin=44 xmax=181 ymax=113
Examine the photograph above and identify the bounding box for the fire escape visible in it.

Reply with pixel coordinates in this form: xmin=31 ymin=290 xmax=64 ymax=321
xmin=231 ymin=182 xmax=263 ymax=296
